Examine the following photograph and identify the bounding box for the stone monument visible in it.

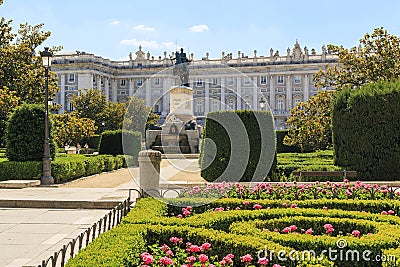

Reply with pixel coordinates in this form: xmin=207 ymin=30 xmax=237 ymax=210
xmin=145 ymin=49 xmax=202 ymax=154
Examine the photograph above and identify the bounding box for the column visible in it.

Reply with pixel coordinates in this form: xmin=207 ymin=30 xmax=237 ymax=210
xmin=205 ymin=78 xmax=210 ymax=113
xmin=252 ymin=76 xmax=258 ymax=110
xmin=60 ymin=74 xmax=65 ymax=113
xmin=96 ymin=75 xmax=101 ymax=91
xmin=111 ymin=78 xmax=118 ymax=102
xmin=220 ymin=77 xmax=225 ymax=110
xmin=105 ymin=77 xmax=110 ymax=102
xmin=270 ymin=75 xmax=275 ymax=111
xmin=162 ymin=76 xmax=170 ymax=115
xmin=129 ymin=78 xmax=135 ymax=96
xmin=304 ymin=74 xmax=310 ymax=101
xmin=236 ymin=77 xmax=242 ymax=110
xmin=286 ymin=75 xmax=292 ymax=110
xmin=145 ymin=77 xmax=151 ymax=106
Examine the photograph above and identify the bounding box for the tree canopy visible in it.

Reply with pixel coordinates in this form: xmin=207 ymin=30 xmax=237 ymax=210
xmin=314 ymin=27 xmax=400 ymax=90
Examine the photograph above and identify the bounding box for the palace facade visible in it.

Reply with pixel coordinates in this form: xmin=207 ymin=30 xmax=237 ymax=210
xmin=51 ymin=41 xmax=337 ymax=129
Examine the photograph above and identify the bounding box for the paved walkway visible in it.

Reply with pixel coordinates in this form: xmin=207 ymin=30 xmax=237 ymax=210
xmin=0 ymin=157 xmax=204 ymax=267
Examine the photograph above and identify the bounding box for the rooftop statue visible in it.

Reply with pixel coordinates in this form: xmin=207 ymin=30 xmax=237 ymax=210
xmin=171 ymin=48 xmax=191 ymax=87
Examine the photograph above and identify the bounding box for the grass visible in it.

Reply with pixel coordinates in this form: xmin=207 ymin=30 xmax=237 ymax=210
xmin=0 ymin=148 xmax=6 ymax=162
xmin=277 ymin=150 xmax=335 ymax=166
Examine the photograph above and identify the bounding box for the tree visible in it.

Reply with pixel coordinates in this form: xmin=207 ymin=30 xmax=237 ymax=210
xmin=0 ymin=88 xmax=19 ymax=146
xmin=0 ymin=18 xmax=59 ymax=103
xmin=52 ymin=114 xmax=97 ymax=147
xmin=314 ymin=27 xmax=400 ymax=90
xmin=124 ymin=95 xmax=155 ymax=134
xmin=284 ymin=90 xmax=334 ymax=152
xmin=101 ymin=101 xmax=127 ymax=132
xmin=72 ymin=89 xmax=107 ymax=126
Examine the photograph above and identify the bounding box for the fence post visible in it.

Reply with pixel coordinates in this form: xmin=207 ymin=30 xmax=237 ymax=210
xmin=138 ymin=150 xmax=162 ymax=197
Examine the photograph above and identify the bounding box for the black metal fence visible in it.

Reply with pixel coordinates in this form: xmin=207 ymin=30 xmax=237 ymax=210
xmin=38 ymin=198 xmax=131 ymax=267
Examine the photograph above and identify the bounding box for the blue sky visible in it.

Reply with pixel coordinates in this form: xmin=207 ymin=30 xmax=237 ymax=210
xmin=1 ymin=0 xmax=400 ymax=60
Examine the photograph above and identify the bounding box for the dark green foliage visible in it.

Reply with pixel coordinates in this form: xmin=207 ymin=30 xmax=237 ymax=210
xmin=5 ymin=104 xmax=56 ymax=161
xmin=200 ymin=110 xmax=276 ymax=182
xmin=276 ymin=130 xmax=301 ymax=153
xmin=98 ymin=130 xmax=141 ymax=166
xmin=0 ymin=161 xmax=42 ymax=180
xmin=332 ymin=80 xmax=400 ymax=180
xmin=82 ymin=134 xmax=101 ymax=150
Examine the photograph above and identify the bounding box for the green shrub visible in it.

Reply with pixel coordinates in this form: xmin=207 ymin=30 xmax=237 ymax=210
xmin=200 ymin=110 xmax=276 ymax=182
xmin=82 ymin=134 xmax=101 ymax=150
xmin=98 ymin=130 xmax=141 ymax=166
xmin=332 ymin=80 xmax=400 ymax=180
xmin=0 ymin=161 xmax=42 ymax=180
xmin=84 ymin=156 xmax=105 ymax=176
xmin=276 ymin=130 xmax=301 ymax=153
xmin=5 ymin=104 xmax=56 ymax=161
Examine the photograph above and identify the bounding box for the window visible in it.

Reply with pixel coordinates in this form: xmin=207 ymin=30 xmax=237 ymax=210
xmin=260 ymin=76 xmax=267 ymax=85
xmin=120 ymin=79 xmax=126 ymax=86
xmin=294 ymin=97 xmax=302 ymax=107
xmin=196 ymin=90 xmax=203 ymax=95
xmin=227 ymin=98 xmax=235 ymax=110
xmin=68 ymin=74 xmax=75 ymax=83
xmin=68 ymin=86 xmax=76 ymax=91
xmin=227 ymin=78 xmax=234 ymax=86
xmin=277 ymin=99 xmax=285 ymax=111
xmin=212 ymin=78 xmax=218 ymax=85
xmin=293 ymin=87 xmax=302 ymax=92
xmin=211 ymin=99 xmax=219 ymax=112
xmin=277 ymin=75 xmax=284 ymax=83
xmin=196 ymin=79 xmax=203 ymax=86
xmin=196 ymin=101 xmax=204 ymax=113
xmin=154 ymin=78 xmax=160 ymax=85
xmin=294 ymin=75 xmax=301 ymax=84
xmin=119 ymin=91 xmax=126 ymax=95
xmin=101 ymin=78 xmax=104 ymax=85
xmin=244 ymin=78 xmax=251 ymax=85
xmin=137 ymin=79 xmax=143 ymax=86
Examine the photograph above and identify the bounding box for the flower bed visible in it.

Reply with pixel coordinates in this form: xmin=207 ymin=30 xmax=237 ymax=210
xmin=65 ymin=197 xmax=400 ymax=267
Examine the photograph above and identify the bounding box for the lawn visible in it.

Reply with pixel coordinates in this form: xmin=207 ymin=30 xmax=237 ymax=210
xmin=0 ymin=148 xmax=6 ymax=162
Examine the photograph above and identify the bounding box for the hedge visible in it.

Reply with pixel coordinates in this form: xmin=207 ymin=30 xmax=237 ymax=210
xmin=200 ymin=110 xmax=276 ymax=182
xmin=67 ymin=197 xmax=400 ymax=267
xmin=332 ymin=80 xmax=400 ymax=180
xmin=276 ymin=130 xmax=301 ymax=153
xmin=5 ymin=104 xmax=56 ymax=161
xmin=0 ymin=154 xmax=127 ymax=183
xmin=82 ymin=134 xmax=101 ymax=150
xmin=98 ymin=130 xmax=141 ymax=166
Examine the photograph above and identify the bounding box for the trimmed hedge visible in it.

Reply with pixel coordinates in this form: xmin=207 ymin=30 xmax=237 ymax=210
xmin=82 ymin=134 xmax=101 ymax=150
xmin=5 ymin=104 xmax=56 ymax=161
xmin=98 ymin=130 xmax=141 ymax=166
xmin=276 ymin=130 xmax=301 ymax=153
xmin=200 ymin=110 xmax=276 ymax=182
xmin=68 ymin=197 xmax=400 ymax=267
xmin=0 ymin=154 xmax=127 ymax=182
xmin=332 ymin=80 xmax=400 ymax=180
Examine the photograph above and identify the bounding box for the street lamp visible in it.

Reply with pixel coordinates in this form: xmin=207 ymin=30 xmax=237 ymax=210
xmin=259 ymin=98 xmax=266 ymax=111
xmin=40 ymin=47 xmax=54 ymax=185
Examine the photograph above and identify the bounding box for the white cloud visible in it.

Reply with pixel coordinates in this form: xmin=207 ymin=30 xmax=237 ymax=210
xmin=120 ymin=39 xmax=184 ymax=52
xmin=189 ymin=24 xmax=209 ymax=32
xmin=109 ymin=20 xmax=120 ymax=25
xmin=134 ymin=24 xmax=155 ymax=31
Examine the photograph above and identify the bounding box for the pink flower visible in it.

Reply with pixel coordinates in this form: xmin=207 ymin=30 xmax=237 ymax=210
xmin=160 ymin=256 xmax=173 ymax=265
xmin=290 ymin=203 xmax=298 ymax=209
xmin=183 ymin=210 xmax=191 ymax=216
xmin=258 ymin=257 xmax=269 ymax=265
xmin=352 ymin=230 xmax=361 ymax=237
xmin=161 ymin=244 xmax=170 ymax=252
xmin=166 ymin=250 xmax=174 ymax=256
xmin=219 ymin=259 xmax=227 ymax=265
xmin=305 ymin=228 xmax=313 ymax=235
xmin=198 ymin=254 xmax=209 ymax=263
xmin=215 ymin=207 xmax=224 ymax=211
xmin=323 ymin=206 xmax=328 ymax=210
xmin=189 ymin=245 xmax=201 ymax=253
xmin=274 ymin=228 xmax=279 ymax=232
xmin=272 ymin=265 xmax=282 ymax=267
xmin=243 ymin=201 xmax=250 ymax=205
xmin=323 ymin=224 xmax=333 ymax=229
xmin=169 ymin=237 xmax=182 ymax=245
xmin=282 ymin=202 xmax=287 ymax=207
xmin=186 ymin=206 xmax=193 ymax=212
xmin=326 ymin=227 xmax=334 ymax=234
xmin=381 ymin=211 xmax=388 ymax=215
xmin=187 ymin=256 xmax=196 ymax=263
xmin=388 ymin=210 xmax=395 ymax=215
xmin=289 ymin=225 xmax=297 ymax=231
xmin=253 ymin=204 xmax=262 ymax=210
xmin=283 ymin=227 xmax=291 ymax=233
xmin=200 ymin=242 xmax=211 ymax=251
xmin=240 ymin=254 xmax=253 ymax=263
xmin=177 ymin=214 xmax=183 ymax=218
xmin=141 ymin=252 xmax=154 ymax=265
xmin=209 ymin=265 xmax=216 ymax=267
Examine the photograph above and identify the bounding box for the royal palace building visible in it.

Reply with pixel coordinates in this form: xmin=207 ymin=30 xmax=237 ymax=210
xmin=51 ymin=41 xmax=338 ymax=129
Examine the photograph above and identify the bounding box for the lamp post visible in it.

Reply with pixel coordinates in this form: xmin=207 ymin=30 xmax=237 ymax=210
xmin=259 ymin=98 xmax=266 ymax=111
xmin=40 ymin=47 xmax=54 ymax=185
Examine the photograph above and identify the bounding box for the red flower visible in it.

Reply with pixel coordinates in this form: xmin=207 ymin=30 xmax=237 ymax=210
xmin=258 ymin=257 xmax=269 ymax=265
xmin=352 ymin=230 xmax=361 ymax=237
xmin=253 ymin=204 xmax=262 ymax=210
xmin=200 ymin=242 xmax=211 ymax=251
xmin=189 ymin=245 xmax=201 ymax=253
xmin=140 ymin=252 xmax=154 ymax=265
xmin=240 ymin=254 xmax=253 ymax=263
xmin=198 ymin=254 xmax=209 ymax=263
xmin=187 ymin=256 xmax=196 ymax=263
xmin=159 ymin=256 xmax=173 ymax=265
